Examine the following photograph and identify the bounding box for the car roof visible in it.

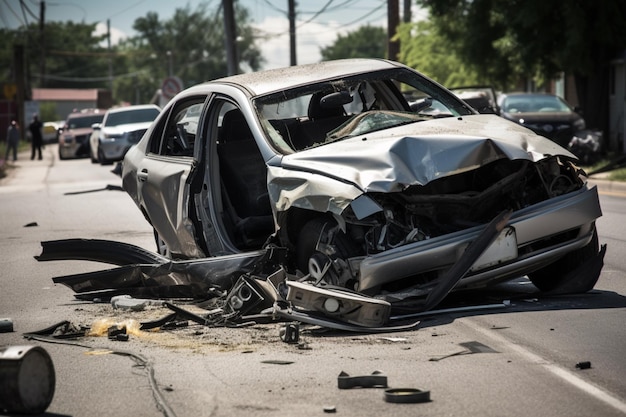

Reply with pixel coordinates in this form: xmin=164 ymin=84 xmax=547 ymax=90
xmin=184 ymin=58 xmax=401 ymax=97
xmin=105 ymin=104 xmax=161 ymax=114
xmin=66 ymin=110 xmax=105 ymax=119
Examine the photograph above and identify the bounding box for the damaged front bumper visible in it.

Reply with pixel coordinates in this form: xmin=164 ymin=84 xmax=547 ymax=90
xmin=357 ymin=185 xmax=602 ymax=293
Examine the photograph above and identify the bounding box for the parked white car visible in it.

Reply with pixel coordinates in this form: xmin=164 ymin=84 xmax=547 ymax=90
xmin=89 ymin=104 xmax=160 ymax=164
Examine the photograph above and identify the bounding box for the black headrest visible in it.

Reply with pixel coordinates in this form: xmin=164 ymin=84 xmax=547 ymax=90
xmin=308 ymin=91 xmax=345 ymax=120
xmin=221 ymin=110 xmax=252 ymax=141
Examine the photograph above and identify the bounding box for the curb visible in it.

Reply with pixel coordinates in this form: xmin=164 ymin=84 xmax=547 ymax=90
xmin=588 ymin=177 xmax=626 ymax=196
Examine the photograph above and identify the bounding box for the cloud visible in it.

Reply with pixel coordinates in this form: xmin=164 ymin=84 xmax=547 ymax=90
xmin=94 ymin=22 xmax=128 ymax=46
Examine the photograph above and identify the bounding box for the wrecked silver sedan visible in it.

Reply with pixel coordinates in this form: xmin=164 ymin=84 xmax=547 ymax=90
xmin=117 ymin=59 xmax=602 ymax=324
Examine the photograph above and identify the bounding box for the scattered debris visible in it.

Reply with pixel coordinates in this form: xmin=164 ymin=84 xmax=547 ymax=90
xmin=23 ymin=222 xmax=38 ymax=227
xmin=107 ymin=325 xmax=127 ymax=340
xmin=261 ymin=360 xmax=294 ymax=365
xmin=323 ymin=405 xmax=337 ymax=413
xmin=378 ymin=337 xmax=407 ymax=343
xmin=576 ymin=361 xmax=592 ymax=370
xmin=24 ymin=320 xmax=87 ymax=339
xmin=111 ymin=295 xmax=164 ymax=311
xmin=338 ymin=370 xmax=388 ymax=389
xmin=429 ymin=341 xmax=498 ymax=362
xmin=0 ymin=318 xmax=13 ymax=333
xmin=279 ymin=323 xmax=300 ymax=344
xmin=0 ymin=345 xmax=55 ymax=414
xmin=384 ymin=388 xmax=430 ymax=404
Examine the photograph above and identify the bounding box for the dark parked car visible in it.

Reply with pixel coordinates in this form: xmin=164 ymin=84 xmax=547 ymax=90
xmin=498 ymin=92 xmax=586 ymax=148
xmin=121 ymin=59 xmax=603 ymax=322
xmin=58 ymin=109 xmax=105 ymax=160
xmin=451 ymin=86 xmax=500 ymax=114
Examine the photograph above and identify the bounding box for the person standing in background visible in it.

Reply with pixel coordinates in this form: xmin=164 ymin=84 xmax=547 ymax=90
xmin=5 ymin=119 xmax=20 ymax=162
xmin=29 ymin=114 xmax=43 ymax=160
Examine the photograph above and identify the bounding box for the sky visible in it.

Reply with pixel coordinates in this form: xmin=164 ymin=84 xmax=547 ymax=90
xmin=0 ymin=0 xmax=427 ymax=70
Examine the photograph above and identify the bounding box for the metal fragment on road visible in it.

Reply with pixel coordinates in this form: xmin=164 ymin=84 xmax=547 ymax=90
xmin=338 ymin=370 xmax=388 ymax=389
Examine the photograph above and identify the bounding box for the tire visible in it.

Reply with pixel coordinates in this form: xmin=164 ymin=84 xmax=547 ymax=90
xmin=295 ymin=217 xmax=359 ymax=286
xmin=528 ymin=225 xmax=601 ymax=294
xmin=153 ymin=228 xmax=171 ymax=258
xmin=98 ymin=148 xmax=112 ymax=165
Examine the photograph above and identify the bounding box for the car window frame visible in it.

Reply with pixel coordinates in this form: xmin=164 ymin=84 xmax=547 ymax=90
xmin=148 ymin=96 xmax=208 ymax=158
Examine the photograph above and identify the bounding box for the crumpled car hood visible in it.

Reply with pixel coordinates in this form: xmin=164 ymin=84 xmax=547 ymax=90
xmin=280 ymin=114 xmax=575 ymax=193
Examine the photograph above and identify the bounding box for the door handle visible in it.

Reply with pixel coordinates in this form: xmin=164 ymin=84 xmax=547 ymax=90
xmin=137 ymin=169 xmax=148 ymax=182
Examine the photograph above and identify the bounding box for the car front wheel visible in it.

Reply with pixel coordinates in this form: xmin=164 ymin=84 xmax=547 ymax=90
xmin=296 ymin=217 xmax=360 ymax=288
xmin=528 ymin=225 xmax=602 ymax=294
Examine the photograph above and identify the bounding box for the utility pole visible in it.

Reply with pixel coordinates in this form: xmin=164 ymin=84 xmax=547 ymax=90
xmin=223 ymin=0 xmax=238 ymax=75
xmin=39 ymin=1 xmax=45 ymax=87
xmin=387 ymin=0 xmax=400 ymax=61
xmin=14 ymin=44 xmax=26 ymax=140
xmin=288 ymin=0 xmax=296 ymax=66
xmin=107 ymin=19 xmax=113 ymax=92
xmin=403 ymin=0 xmax=411 ymax=23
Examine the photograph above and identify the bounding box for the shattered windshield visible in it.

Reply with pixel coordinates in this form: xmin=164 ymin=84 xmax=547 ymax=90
xmin=254 ymin=68 xmax=474 ymax=153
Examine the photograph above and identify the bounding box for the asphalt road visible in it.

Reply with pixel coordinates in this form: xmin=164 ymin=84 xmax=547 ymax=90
xmin=1 ymin=144 xmax=625 ymax=417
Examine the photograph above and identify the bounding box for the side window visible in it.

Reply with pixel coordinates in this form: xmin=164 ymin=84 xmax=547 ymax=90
xmin=156 ymin=97 xmax=206 ymax=157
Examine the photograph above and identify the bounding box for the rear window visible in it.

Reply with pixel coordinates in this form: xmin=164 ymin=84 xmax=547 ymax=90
xmin=67 ymin=114 xmax=104 ymax=129
xmin=105 ymin=108 xmax=160 ymax=126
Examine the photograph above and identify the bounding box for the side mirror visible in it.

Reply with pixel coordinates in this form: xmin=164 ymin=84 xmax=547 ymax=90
xmin=92 ymin=123 xmax=101 ymax=130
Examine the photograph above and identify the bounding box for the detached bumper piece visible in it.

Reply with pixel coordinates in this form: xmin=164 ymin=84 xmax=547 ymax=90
xmin=37 ymin=210 xmax=516 ymax=332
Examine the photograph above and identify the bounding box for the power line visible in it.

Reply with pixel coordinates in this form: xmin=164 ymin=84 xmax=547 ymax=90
xmin=38 ymin=69 xmax=149 ymax=83
xmin=1 ymin=0 xmax=27 ymax=27
xmin=296 ymin=0 xmax=333 ymax=28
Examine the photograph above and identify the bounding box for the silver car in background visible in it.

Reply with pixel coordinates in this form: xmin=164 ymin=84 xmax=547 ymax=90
xmin=58 ymin=109 xmax=105 ymax=160
xmin=122 ymin=59 xmax=603 ymax=312
xmin=89 ymin=104 xmax=160 ymax=164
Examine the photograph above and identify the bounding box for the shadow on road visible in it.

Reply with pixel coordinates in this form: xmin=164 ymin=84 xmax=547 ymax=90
xmin=404 ymin=277 xmax=626 ymax=330
xmin=64 ymin=184 xmax=124 ymax=195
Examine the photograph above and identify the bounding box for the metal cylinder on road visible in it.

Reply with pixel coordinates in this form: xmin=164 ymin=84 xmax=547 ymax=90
xmin=0 ymin=345 xmax=56 ymax=415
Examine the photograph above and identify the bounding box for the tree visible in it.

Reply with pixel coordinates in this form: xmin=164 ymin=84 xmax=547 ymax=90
xmin=114 ymin=2 xmax=263 ymax=104
xmin=396 ymin=20 xmax=483 ymax=87
xmin=415 ymin=0 xmax=626 ymax=132
xmin=320 ymin=25 xmax=387 ymax=61
xmin=0 ymin=22 xmax=111 ymax=91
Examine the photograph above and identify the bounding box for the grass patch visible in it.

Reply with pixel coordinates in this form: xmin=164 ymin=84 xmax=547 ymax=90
xmin=580 ymin=152 xmax=626 ymax=182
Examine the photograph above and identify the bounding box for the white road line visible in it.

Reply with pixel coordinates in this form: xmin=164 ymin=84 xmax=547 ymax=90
xmin=465 ymin=320 xmax=626 ymax=414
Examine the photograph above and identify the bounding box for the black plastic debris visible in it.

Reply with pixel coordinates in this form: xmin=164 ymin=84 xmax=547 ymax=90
xmin=23 ymin=320 xmax=87 ymax=339
xmin=429 ymin=341 xmax=498 ymax=362
xmin=338 ymin=370 xmax=388 ymax=389
xmin=279 ymin=323 xmax=299 ymax=344
xmin=576 ymin=361 xmax=592 ymax=370
xmin=0 ymin=318 xmax=13 ymax=333
xmin=107 ymin=325 xmax=127 ymax=340
xmin=24 ymin=222 xmax=38 ymax=227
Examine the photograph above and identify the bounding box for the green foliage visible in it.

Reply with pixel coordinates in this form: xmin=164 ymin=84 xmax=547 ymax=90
xmin=396 ymin=20 xmax=483 ymax=87
xmin=320 ymin=25 xmax=387 ymax=61
xmin=115 ymin=2 xmax=263 ymax=104
xmin=415 ymin=0 xmax=626 ymax=89
xmin=0 ymin=2 xmax=263 ymax=105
